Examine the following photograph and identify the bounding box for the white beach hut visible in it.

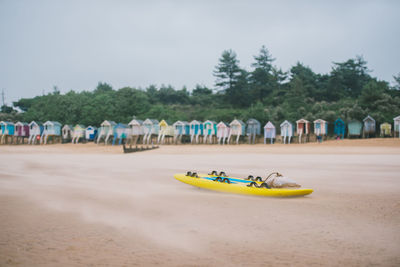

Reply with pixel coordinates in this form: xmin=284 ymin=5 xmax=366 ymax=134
xmin=280 ymin=120 xmax=293 ymax=144
xmin=128 ymin=119 xmax=144 ymax=145
xmin=28 ymin=121 xmax=44 ymax=145
xmin=217 ymin=122 xmax=230 ymax=145
xmin=228 ymin=119 xmax=246 ymax=144
xmin=41 ymin=121 xmax=62 ymax=144
xmin=263 ymin=121 xmax=276 ymax=144
xmin=62 ymin=125 xmax=73 ymax=142
xmin=394 ymin=116 xmax=400 ymax=138
xmin=142 ymin=119 xmax=159 ymax=145
xmin=97 ymin=120 xmax=117 ymax=145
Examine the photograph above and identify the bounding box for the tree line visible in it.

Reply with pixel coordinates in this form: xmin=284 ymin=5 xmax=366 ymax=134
xmin=3 ymin=46 xmax=400 ymax=132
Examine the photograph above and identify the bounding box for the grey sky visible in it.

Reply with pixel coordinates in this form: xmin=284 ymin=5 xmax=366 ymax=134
xmin=1 ymin=0 xmax=399 ymax=105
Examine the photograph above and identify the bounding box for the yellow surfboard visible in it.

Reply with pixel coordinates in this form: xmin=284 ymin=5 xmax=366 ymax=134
xmin=174 ymin=173 xmax=313 ymax=197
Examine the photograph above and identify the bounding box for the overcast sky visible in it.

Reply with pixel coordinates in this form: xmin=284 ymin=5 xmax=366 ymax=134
xmin=1 ymin=0 xmax=399 ymax=105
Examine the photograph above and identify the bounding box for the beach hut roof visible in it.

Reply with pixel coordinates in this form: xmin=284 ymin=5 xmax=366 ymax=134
xmin=29 ymin=121 xmax=43 ymax=127
xmin=313 ymin=119 xmax=327 ymax=123
xmin=74 ymin=124 xmax=86 ymax=129
xmin=363 ymin=115 xmax=375 ymax=122
xmin=230 ymin=119 xmax=245 ymax=126
xmin=143 ymin=119 xmax=159 ymax=125
xmin=128 ymin=119 xmax=143 ymax=126
xmin=280 ymin=120 xmax=292 ymax=127
xmin=217 ymin=121 xmax=229 ymax=127
xmin=101 ymin=120 xmax=117 ymax=127
xmin=335 ymin=118 xmax=345 ymax=123
xmin=296 ymin=119 xmax=309 ymax=124
xmin=15 ymin=121 xmax=28 ymax=126
xmin=173 ymin=120 xmax=189 ymax=126
xmin=247 ymin=118 xmax=261 ymax=125
xmin=0 ymin=121 xmax=14 ymax=125
xmin=62 ymin=124 xmax=73 ymax=130
xmin=393 ymin=116 xmax=400 ymax=121
xmin=190 ymin=120 xmax=202 ymax=125
xmin=264 ymin=121 xmax=275 ymax=129
xmin=380 ymin=122 xmax=391 ymax=126
xmin=85 ymin=125 xmax=97 ymax=130
xmin=115 ymin=123 xmax=128 ymax=128
xmin=44 ymin=121 xmax=61 ymax=126
xmin=204 ymin=120 xmax=217 ymax=125
xmin=159 ymin=119 xmax=172 ymax=126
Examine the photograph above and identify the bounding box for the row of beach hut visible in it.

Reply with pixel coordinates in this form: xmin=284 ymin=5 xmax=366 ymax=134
xmin=1 ymin=115 xmax=400 ymax=145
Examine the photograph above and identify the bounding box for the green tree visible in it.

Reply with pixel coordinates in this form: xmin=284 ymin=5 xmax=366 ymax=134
xmin=213 ymin=50 xmax=242 ymax=93
xmin=249 ymin=45 xmax=277 ymax=102
xmin=327 ymin=55 xmax=371 ymax=100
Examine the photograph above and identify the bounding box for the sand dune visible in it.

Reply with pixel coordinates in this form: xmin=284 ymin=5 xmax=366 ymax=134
xmin=0 ymin=139 xmax=399 ymax=266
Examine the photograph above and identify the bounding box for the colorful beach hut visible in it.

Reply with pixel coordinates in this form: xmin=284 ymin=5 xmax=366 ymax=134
xmin=296 ymin=119 xmax=310 ymax=143
xmin=228 ymin=119 xmax=246 ymax=144
xmin=363 ymin=115 xmax=376 ymax=138
xmin=280 ymin=120 xmax=293 ymax=144
xmin=379 ymin=123 xmax=391 ymax=137
xmin=0 ymin=121 xmax=15 ymax=144
xmin=394 ymin=116 xmax=400 ymax=138
xmin=62 ymin=125 xmax=73 ymax=142
xmin=203 ymin=120 xmax=217 ymax=144
xmin=247 ymin=119 xmax=261 ymax=144
xmin=112 ymin=123 xmax=129 ymax=145
xmin=97 ymin=120 xmax=117 ymax=145
xmin=158 ymin=120 xmax=174 ymax=144
xmin=14 ymin=122 xmax=29 ymax=144
xmin=334 ymin=118 xmax=346 ymax=139
xmin=28 ymin=121 xmax=44 ymax=144
xmin=85 ymin=126 xmax=98 ymax=141
xmin=72 ymin=124 xmax=86 ymax=144
xmin=142 ymin=119 xmax=159 ymax=145
xmin=173 ymin=121 xmax=189 ymax=144
xmin=347 ymin=120 xmax=362 ymax=137
xmin=216 ymin=122 xmax=230 ymax=145
xmin=41 ymin=121 xmax=61 ymax=144
xmin=313 ymin=119 xmax=328 ymax=142
xmin=263 ymin=121 xmax=276 ymax=144
xmin=189 ymin=120 xmax=203 ymax=144
xmin=128 ymin=119 xmax=144 ymax=145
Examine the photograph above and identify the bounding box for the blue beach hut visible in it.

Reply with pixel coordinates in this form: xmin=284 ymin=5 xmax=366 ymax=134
xmin=112 ymin=123 xmax=129 ymax=145
xmin=0 ymin=121 xmax=15 ymax=135
xmin=85 ymin=126 xmax=98 ymax=141
xmin=203 ymin=120 xmax=217 ymax=144
xmin=142 ymin=119 xmax=159 ymax=144
xmin=246 ymin=119 xmax=261 ymax=144
xmin=348 ymin=120 xmax=362 ymax=137
xmin=189 ymin=120 xmax=203 ymax=144
xmin=334 ymin=118 xmax=346 ymax=139
xmin=173 ymin=121 xmax=190 ymax=144
xmin=0 ymin=121 xmax=15 ymax=144
xmin=41 ymin=121 xmax=62 ymax=144
xmin=28 ymin=121 xmax=44 ymax=144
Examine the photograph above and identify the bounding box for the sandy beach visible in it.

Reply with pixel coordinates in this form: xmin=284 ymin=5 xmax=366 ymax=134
xmin=0 ymin=139 xmax=400 ymax=266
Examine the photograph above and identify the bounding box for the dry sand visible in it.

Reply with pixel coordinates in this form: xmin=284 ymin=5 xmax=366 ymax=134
xmin=0 ymin=139 xmax=399 ymax=266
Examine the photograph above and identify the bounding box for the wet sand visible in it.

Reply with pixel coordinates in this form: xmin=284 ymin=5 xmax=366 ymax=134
xmin=1 ymin=139 xmax=400 ymax=266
